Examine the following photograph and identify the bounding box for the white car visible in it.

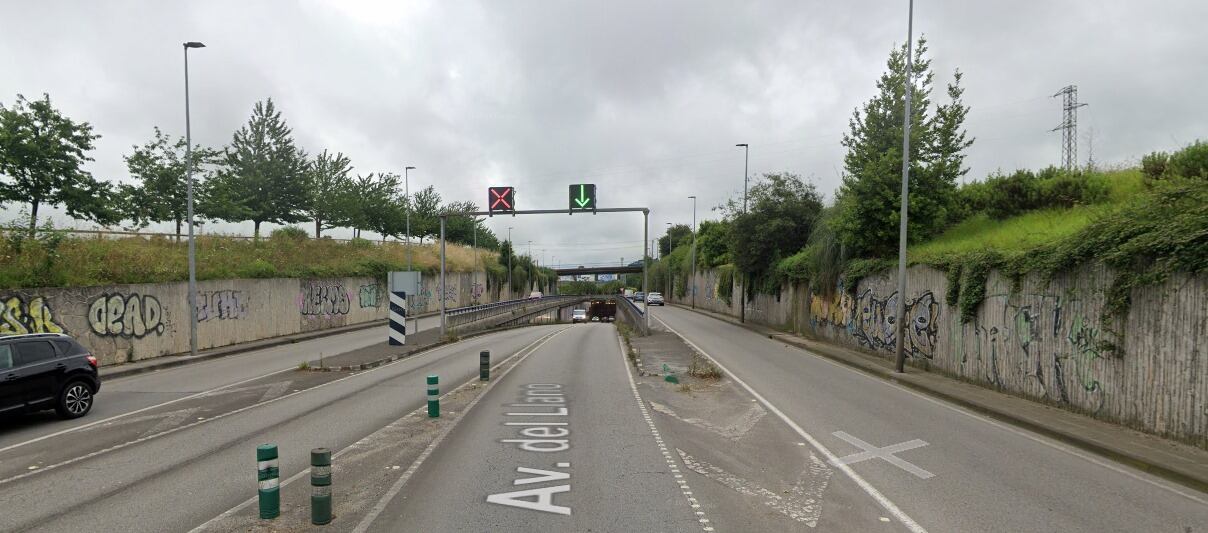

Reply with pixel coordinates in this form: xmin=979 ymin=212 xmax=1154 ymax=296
xmin=647 ymin=292 xmax=664 ymax=305
xmin=572 ymin=309 xmax=588 ymax=323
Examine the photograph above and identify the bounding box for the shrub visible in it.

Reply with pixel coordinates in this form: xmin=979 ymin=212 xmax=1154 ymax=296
xmin=1167 ymin=140 xmax=1208 ymax=179
xmin=270 ymin=226 xmax=309 ymax=240
xmin=1141 ymin=151 xmax=1170 ymax=179
xmin=240 ymin=258 xmax=278 ymax=278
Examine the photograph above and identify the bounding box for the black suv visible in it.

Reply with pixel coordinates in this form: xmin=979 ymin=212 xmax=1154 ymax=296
xmin=0 ymin=333 xmax=100 ymax=419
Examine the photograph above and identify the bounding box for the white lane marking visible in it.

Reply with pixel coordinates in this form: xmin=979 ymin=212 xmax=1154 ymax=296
xmin=350 ymin=327 xmax=572 ymax=533
xmin=0 ymin=327 xmax=551 ymax=487
xmin=649 ymin=400 xmax=766 ymax=440
xmin=0 ymin=366 xmax=294 ymax=455
xmin=667 ymin=309 xmax=1208 ymax=507
xmin=678 ymin=447 xmax=832 ymax=527
xmin=616 ymin=331 xmax=716 ymax=532
xmin=188 ymin=327 xmax=569 ymax=533
xmin=830 ymin=431 xmax=934 ymax=480
xmin=137 ymin=407 xmax=202 ymax=440
xmin=653 ymin=313 xmax=928 ymax=533
xmin=257 ymin=380 xmax=292 ymax=403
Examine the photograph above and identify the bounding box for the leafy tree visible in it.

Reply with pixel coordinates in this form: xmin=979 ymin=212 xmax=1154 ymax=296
xmin=833 ymin=38 xmax=973 ymax=257
xmin=0 ymin=93 xmax=119 ymax=233
xmin=354 ymin=172 xmax=406 ymax=241
xmin=122 ymin=127 xmax=221 ymax=239
xmin=694 ymin=219 xmax=732 ymax=268
xmin=728 ymin=173 xmax=824 ymax=281
xmin=204 ymin=98 xmax=309 ymax=240
xmin=409 ymin=185 xmax=442 ymax=244
xmin=657 ymin=223 xmax=693 ymax=256
xmin=303 ymin=149 xmax=355 ymax=238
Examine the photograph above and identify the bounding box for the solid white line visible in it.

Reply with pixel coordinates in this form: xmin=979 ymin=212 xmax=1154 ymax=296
xmin=350 ymin=327 xmax=571 ymax=533
xmin=660 ymin=307 xmax=1208 ymax=507
xmin=652 ymin=313 xmax=929 ymax=533
xmin=0 ymin=365 xmax=294 ymax=455
xmin=187 ymin=327 xmax=569 ymax=533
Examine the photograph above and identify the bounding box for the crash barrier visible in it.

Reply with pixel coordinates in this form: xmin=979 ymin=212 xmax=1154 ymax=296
xmin=616 ymin=295 xmax=649 ymax=336
xmin=443 ymin=295 xmax=586 ymax=334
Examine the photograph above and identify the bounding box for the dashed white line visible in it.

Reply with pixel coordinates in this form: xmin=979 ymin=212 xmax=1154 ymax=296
xmin=653 ymin=314 xmax=927 ymax=533
xmin=617 ymin=331 xmax=716 ymax=532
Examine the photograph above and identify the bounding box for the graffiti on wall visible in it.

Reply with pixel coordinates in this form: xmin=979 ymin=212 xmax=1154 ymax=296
xmin=88 ymin=293 xmax=166 ymax=337
xmin=358 ymin=283 xmax=382 ymax=308
xmin=811 ymin=289 xmax=939 ymax=358
xmin=409 ymin=287 xmax=432 ymax=313
xmin=1 ymin=296 xmax=66 ymax=335
xmin=471 ymin=282 xmax=486 ymax=304
xmin=300 ymin=283 xmax=351 ymax=316
xmin=197 ymin=290 xmax=248 ymax=322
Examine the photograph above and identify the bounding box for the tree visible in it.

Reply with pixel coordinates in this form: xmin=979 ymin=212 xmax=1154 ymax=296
xmin=204 ymin=99 xmax=309 ymax=240
xmin=354 ymin=172 xmax=406 ymax=241
xmin=728 ymin=173 xmax=824 ymax=280
xmin=303 ymin=149 xmax=355 ymax=238
xmin=409 ymin=185 xmax=441 ymax=244
xmin=694 ymin=219 xmax=732 ymax=268
xmin=122 ymin=127 xmax=221 ymax=239
xmin=657 ymin=223 xmax=693 ymax=257
xmin=0 ymin=93 xmax=119 ymax=233
xmin=833 ymin=38 xmax=973 ymax=257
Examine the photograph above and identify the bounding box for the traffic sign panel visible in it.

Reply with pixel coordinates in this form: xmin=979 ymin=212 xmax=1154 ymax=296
xmin=569 ymin=184 xmax=596 ymax=211
xmin=489 ymin=187 xmax=515 ymax=213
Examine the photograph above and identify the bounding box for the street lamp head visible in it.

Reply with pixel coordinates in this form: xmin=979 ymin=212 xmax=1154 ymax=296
xmin=184 ymin=42 xmax=206 ymax=49
xmin=688 ymin=195 xmax=696 ymax=199
xmin=736 ymin=143 xmax=747 ymax=147
xmin=405 ymin=166 xmax=416 ymax=170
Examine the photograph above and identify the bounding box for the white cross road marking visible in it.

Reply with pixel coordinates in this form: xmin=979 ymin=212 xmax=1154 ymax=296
xmin=829 ymin=431 xmax=935 ymax=479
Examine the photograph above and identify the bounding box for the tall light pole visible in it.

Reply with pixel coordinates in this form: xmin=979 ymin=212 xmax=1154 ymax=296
xmin=893 ymin=0 xmax=916 ymax=374
xmin=404 ymin=166 xmax=415 ymax=272
xmin=665 ymin=222 xmax=673 ymax=297
xmin=688 ymin=195 xmax=697 ymax=310
xmin=183 ymin=41 xmax=205 ymax=359
xmin=736 ymin=143 xmax=749 ymax=323
xmin=507 ymin=226 xmax=513 ymax=297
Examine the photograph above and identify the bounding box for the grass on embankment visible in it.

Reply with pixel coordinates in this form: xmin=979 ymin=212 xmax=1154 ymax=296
xmin=908 ymin=168 xmax=1148 ymax=263
xmin=0 ymin=234 xmax=494 ymax=289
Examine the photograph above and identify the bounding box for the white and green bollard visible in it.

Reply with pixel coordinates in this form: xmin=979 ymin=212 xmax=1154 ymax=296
xmin=257 ymin=443 xmax=280 ymax=519
xmin=427 ymin=375 xmax=439 ymax=418
xmin=311 ymin=448 xmax=333 ymax=525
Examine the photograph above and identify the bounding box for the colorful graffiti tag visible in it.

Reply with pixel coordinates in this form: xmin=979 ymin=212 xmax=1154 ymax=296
xmin=0 ymin=296 xmax=66 ymax=336
xmin=811 ymin=289 xmax=939 ymax=358
xmin=358 ymin=283 xmax=382 ymax=308
xmin=88 ymin=293 xmax=166 ymax=337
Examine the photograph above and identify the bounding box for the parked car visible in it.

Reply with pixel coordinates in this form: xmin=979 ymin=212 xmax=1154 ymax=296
xmin=647 ymin=292 xmax=664 ymax=305
xmin=529 ymin=291 xmax=544 ymax=299
xmin=571 ymin=308 xmax=588 ymax=323
xmin=0 ymin=333 xmax=100 ymax=419
xmin=633 ymin=292 xmax=645 ymax=302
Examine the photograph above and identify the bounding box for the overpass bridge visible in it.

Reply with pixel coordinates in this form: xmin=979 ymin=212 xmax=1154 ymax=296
xmin=552 ymin=262 xmax=644 ymax=277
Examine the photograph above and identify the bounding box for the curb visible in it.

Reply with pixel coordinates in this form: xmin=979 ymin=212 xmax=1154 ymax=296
xmin=102 ymin=311 xmax=441 ymax=380
xmin=665 ymin=303 xmax=1208 ymax=495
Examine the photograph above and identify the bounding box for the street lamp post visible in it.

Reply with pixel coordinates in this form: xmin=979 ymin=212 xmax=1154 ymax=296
xmin=893 ymin=0 xmax=916 ymax=374
xmin=688 ymin=195 xmax=697 ymax=310
xmin=736 ymin=143 xmax=748 ymax=323
xmin=183 ymin=41 xmax=205 ymax=359
xmin=405 ymin=166 xmax=415 ymax=272
xmin=507 ymin=226 xmax=513 ymax=297
xmin=665 ymin=222 xmax=673 ymax=297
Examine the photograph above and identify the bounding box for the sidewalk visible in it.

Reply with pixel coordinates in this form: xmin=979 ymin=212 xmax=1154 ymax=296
xmin=667 ymin=304 xmax=1208 ymax=494
xmin=100 ymin=310 xmax=440 ymax=379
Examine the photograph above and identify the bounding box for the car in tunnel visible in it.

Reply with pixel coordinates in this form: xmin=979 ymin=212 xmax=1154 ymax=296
xmin=572 ymin=308 xmax=588 ymax=323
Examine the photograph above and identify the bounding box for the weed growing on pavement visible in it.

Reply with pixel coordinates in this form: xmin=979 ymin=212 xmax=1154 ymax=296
xmin=688 ymin=352 xmax=723 ymax=380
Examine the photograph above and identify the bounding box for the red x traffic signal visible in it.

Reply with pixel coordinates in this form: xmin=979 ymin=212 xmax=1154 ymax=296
xmin=488 ymin=186 xmax=515 ymax=213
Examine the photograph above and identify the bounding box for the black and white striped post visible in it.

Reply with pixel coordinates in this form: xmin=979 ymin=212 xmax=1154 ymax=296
xmin=257 ymin=444 xmax=280 ymax=519
xmin=388 ymin=290 xmax=406 ymax=346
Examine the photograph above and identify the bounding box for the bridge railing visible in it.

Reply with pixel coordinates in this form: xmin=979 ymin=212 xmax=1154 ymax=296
xmin=615 ymin=294 xmax=649 ymax=336
xmin=444 ymin=295 xmax=582 ymax=331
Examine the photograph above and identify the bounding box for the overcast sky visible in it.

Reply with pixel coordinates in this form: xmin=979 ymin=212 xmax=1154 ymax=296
xmin=2 ymin=0 xmax=1205 ymax=266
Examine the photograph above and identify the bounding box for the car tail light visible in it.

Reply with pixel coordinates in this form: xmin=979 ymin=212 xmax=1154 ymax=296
xmin=86 ymin=355 xmax=98 ymax=368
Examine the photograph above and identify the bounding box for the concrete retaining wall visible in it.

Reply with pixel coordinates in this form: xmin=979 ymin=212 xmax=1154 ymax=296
xmin=674 ymin=264 xmax=1208 ymax=447
xmin=0 ymin=272 xmax=511 ymax=366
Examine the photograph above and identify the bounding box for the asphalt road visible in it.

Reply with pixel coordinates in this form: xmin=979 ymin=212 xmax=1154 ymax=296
xmin=0 ymin=323 xmax=556 ymax=533
xmin=361 ymin=322 xmax=704 ymax=532
xmin=650 ymin=305 xmax=1208 ymax=532
xmin=0 ymin=314 xmax=442 ymax=452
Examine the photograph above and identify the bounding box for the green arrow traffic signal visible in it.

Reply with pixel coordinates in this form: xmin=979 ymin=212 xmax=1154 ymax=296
xmin=569 ymin=184 xmax=596 ymax=210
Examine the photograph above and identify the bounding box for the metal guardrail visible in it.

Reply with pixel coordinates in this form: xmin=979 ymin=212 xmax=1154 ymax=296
xmin=443 ymin=295 xmax=581 ymax=331
xmin=615 ymin=295 xmax=649 ymax=336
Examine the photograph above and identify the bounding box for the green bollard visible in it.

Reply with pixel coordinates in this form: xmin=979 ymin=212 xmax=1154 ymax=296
xmin=480 ymin=350 xmax=490 ymax=381
xmin=427 ymin=375 xmax=440 ymax=418
xmin=257 ymin=444 xmax=280 ymax=519
xmin=311 ymin=448 xmax=333 ymax=525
